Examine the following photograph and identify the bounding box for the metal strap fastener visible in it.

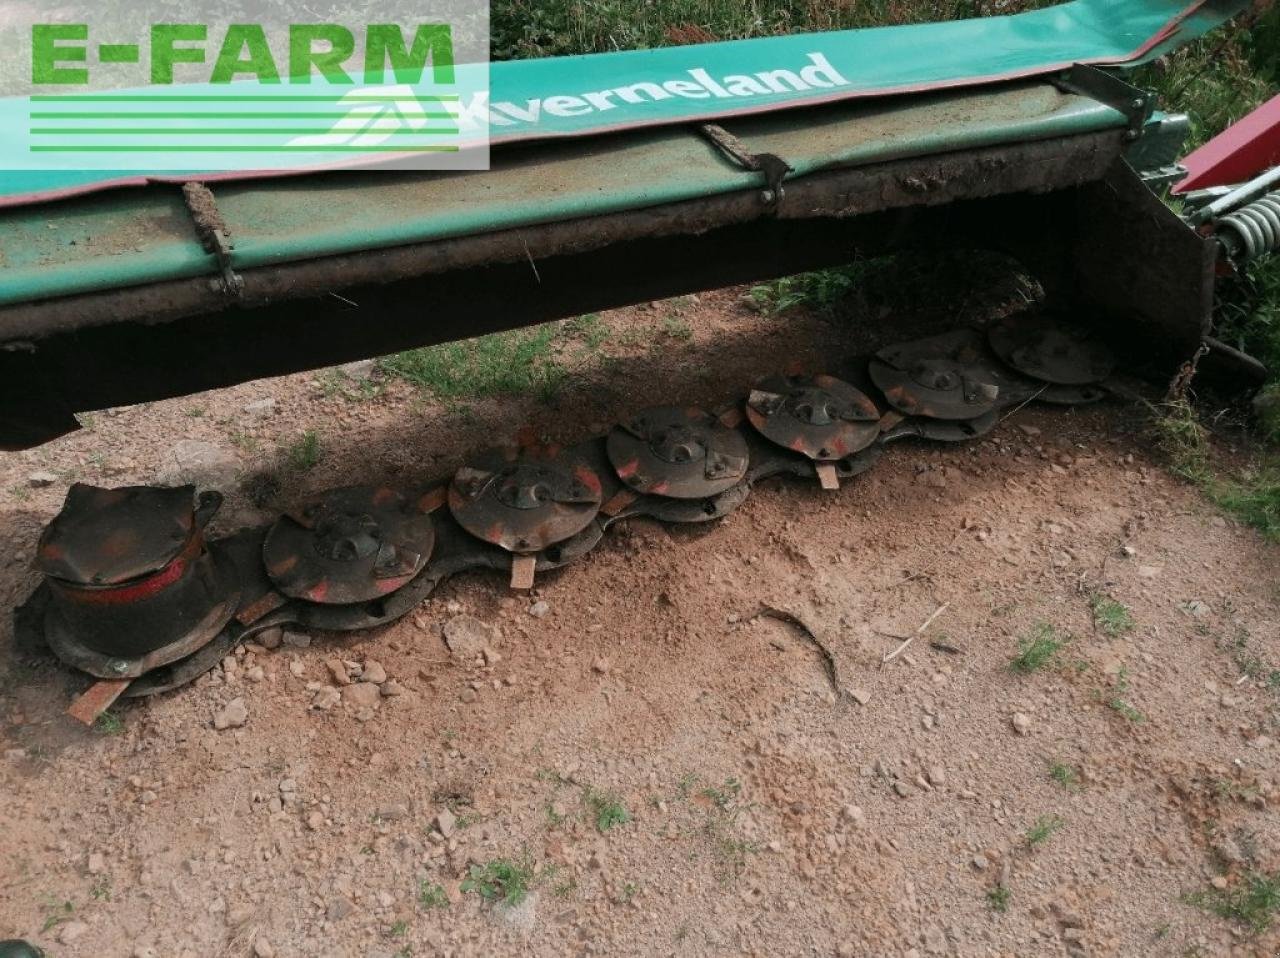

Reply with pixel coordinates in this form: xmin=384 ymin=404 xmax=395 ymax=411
xmin=698 ymin=123 xmax=793 ymax=208
xmin=181 ymin=182 xmax=244 ymax=298
xmin=1052 ymin=63 xmax=1155 ymax=143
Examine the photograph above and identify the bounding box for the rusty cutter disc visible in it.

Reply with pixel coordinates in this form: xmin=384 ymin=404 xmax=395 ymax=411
xmin=449 ymin=445 xmax=603 ymax=553
xmin=745 ymin=373 xmax=879 ymax=461
xmin=987 ymin=314 xmax=1115 ymax=385
xmin=606 ymin=405 xmax=748 ymax=499
xmin=869 ymin=330 xmax=1001 ymax=421
xmin=264 ymin=485 xmax=436 ymax=605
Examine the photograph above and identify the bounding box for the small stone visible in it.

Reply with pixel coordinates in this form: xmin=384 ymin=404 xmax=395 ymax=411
xmin=592 ymin=657 xmax=611 ymax=674
xmin=326 ymin=659 xmax=351 ymax=686
xmin=892 ymin=781 xmax=912 ymax=798
xmin=380 ymin=680 xmax=405 ymax=697
xmin=138 ymin=790 xmax=158 ymax=804
xmin=849 ymin=688 xmax=871 ymax=706
xmin=443 ymin=615 xmax=493 ymax=658
xmin=58 ymin=920 xmax=89 ymax=944
xmin=377 ymin=803 xmax=409 ymax=821
xmin=1011 ymin=712 xmax=1032 ymax=736
xmin=213 ymin=698 xmax=249 ymax=730
xmin=310 ymin=688 xmax=341 ymax=711
xmin=971 ymin=854 xmax=988 ymax=870
xmin=87 ymin=852 xmax=106 ymax=875
xmin=227 ymin=905 xmax=254 ymax=926
xmin=1182 ymin=599 xmax=1212 ymax=617
xmin=157 ymin=440 xmax=240 ymax=492
xmin=339 ymin=359 xmax=377 ymax=381
xmin=257 ymin=627 xmax=283 ymax=650
xmin=460 ymin=688 xmax=478 ymax=703
xmin=341 ymin=682 xmax=381 ymax=711
xmin=483 ymin=647 xmax=502 ymax=666
xmin=436 ymin=808 xmax=457 ymax=838
xmin=927 ymin=766 xmax=947 ymax=786
xmin=1120 ymin=545 xmax=1137 ymax=558
xmin=1017 ymin=424 xmax=1041 ymax=437
xmin=306 ymin=811 xmax=325 ymax=830
xmin=28 ymin=470 xmax=58 ymax=488
xmin=288 ymin=659 xmax=306 ymax=678
xmin=326 ymin=896 xmax=355 ymax=921
xmin=281 ymin=630 xmax=311 ymax=648
xmin=244 ymin=666 xmax=265 ymax=683
xmin=841 ymin=804 xmax=865 ymax=826
xmin=1211 ymin=876 xmax=1229 ymax=890
xmin=528 ymin=600 xmax=550 ymax=618
xmin=361 ymin=660 xmax=387 ymax=685
xmin=253 ymin=940 xmax=275 ymax=958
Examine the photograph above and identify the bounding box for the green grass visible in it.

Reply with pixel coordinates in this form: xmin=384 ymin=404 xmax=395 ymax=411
xmin=382 ymin=326 xmax=565 ymax=403
xmin=94 ymin=710 xmax=124 ymax=735
xmin=1009 ymin=623 xmax=1067 ymax=674
xmin=1105 ymin=668 xmax=1146 ymax=724
xmin=460 ymin=858 xmax=535 ymax=907
xmin=418 ymin=880 xmax=448 ymax=910
xmin=585 ymin=788 xmax=631 ymax=833
xmin=286 ymin=430 xmax=322 ymax=471
xmin=659 ymin=316 xmax=694 ymax=341
xmin=987 ymin=883 xmax=1011 ymax=913
xmin=1188 ymin=871 xmax=1280 ymax=935
xmin=1154 ymin=402 xmax=1280 ymax=540
xmin=1090 ymin=594 xmax=1135 ymax=638
xmin=564 ymin=313 xmax=610 ymax=350
xmin=1048 ymin=762 xmax=1081 ymax=791
xmin=39 ymin=897 xmax=74 ymax=934
xmin=1025 ymin=814 xmax=1065 ymax=848
xmin=699 ymin=778 xmax=742 ymax=810
xmin=491 ymin=0 xmax=1059 ymax=60
xmin=750 ymin=263 xmax=881 ymax=316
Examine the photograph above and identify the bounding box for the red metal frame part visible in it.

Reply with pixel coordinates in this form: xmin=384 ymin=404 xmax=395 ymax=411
xmin=1174 ymin=94 xmax=1280 ymax=193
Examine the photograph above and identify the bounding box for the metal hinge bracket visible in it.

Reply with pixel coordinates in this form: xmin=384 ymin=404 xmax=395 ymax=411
xmin=1053 ymin=63 xmax=1155 ymax=142
xmin=698 ymin=123 xmax=793 ymax=208
xmin=181 ymin=182 xmax=244 ymax=298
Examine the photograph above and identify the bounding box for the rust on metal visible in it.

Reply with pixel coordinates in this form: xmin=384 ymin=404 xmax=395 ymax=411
xmin=606 ymin=405 xmax=748 ymax=500
xmin=66 ymin=678 xmax=132 ymax=726
xmin=869 ymin=330 xmax=1002 ymax=421
xmin=449 ymin=444 xmax=603 ymax=553
xmin=264 ymin=485 xmax=436 ymax=605
xmin=510 ymin=554 xmax=537 ymax=590
xmin=745 ymin=373 xmax=879 ymax=462
xmin=37 ymin=483 xmax=196 ymax=586
xmin=988 ymin=313 xmax=1115 ymax=385
xmin=35 ymin=484 xmax=240 ymax=674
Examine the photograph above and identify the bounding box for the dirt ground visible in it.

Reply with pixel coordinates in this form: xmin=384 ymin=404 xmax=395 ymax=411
xmin=2 ymin=290 xmax=1279 ymax=958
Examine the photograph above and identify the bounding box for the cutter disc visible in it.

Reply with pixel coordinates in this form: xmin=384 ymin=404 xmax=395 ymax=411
xmin=264 ymin=485 xmax=436 ymax=605
xmin=988 ymin=315 xmax=1115 ymax=385
xmin=449 ymin=445 xmax=603 ymax=553
xmin=869 ymin=330 xmax=1001 ymax=420
xmin=606 ymin=405 xmax=748 ymax=499
xmin=40 ymin=541 xmax=241 ymax=680
xmin=1036 ymin=382 xmax=1109 ymax=405
xmin=881 ymin=409 xmax=1000 ymax=443
xmin=745 ymin=373 xmax=879 ymax=460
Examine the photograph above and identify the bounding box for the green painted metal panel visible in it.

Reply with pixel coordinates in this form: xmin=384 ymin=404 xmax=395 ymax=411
xmin=0 ymin=0 xmax=1243 ymax=208
xmin=0 ymin=83 xmax=1124 ymax=307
